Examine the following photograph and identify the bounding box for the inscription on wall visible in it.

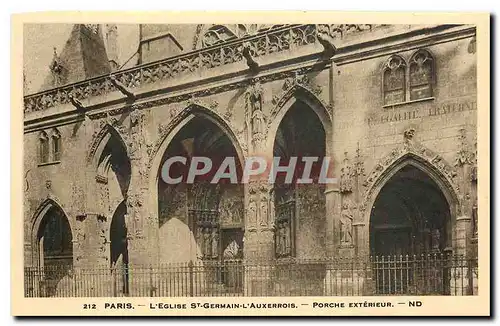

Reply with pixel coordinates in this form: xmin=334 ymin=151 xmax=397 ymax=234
xmin=367 ymin=100 xmax=477 ymax=126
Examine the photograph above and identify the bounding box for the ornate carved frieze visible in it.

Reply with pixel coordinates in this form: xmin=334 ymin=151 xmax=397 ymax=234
xmin=316 ymin=24 xmax=380 ymax=41
xmin=24 ymin=25 xmax=325 ymax=113
xmin=55 ymin=65 xmax=323 ymax=135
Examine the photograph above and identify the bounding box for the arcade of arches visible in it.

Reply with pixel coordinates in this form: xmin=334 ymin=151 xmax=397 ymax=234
xmin=28 ymin=96 xmax=477 ymax=295
xmin=23 ymin=23 xmax=479 ymax=297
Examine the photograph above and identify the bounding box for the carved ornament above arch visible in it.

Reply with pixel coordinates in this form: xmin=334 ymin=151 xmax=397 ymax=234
xmin=360 ymin=130 xmax=460 ymax=215
xmin=146 ymin=102 xmax=246 ymax=179
xmin=269 ymin=73 xmax=331 ymax=125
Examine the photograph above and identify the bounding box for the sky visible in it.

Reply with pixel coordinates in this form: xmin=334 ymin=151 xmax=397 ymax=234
xmin=23 ymin=24 xmax=141 ymax=94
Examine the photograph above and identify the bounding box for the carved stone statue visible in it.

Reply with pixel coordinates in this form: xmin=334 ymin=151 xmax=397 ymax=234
xmin=283 ymin=220 xmax=290 ymax=255
xmin=251 ymin=97 xmax=265 ymax=135
xmin=203 ymin=228 xmax=211 ymax=258
xmin=211 ymin=228 xmax=219 ymax=259
xmin=275 ymin=226 xmax=283 ymax=255
xmin=259 ymin=195 xmax=268 ymax=226
xmin=248 ymin=199 xmax=257 ymax=226
xmin=340 ymin=200 xmax=354 ymax=245
xmin=245 ymin=82 xmax=266 ymax=151
xmin=431 ymin=229 xmax=441 ymax=251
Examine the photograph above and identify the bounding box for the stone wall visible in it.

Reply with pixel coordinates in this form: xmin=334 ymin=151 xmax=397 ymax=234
xmin=24 ymin=25 xmax=478 ymax=274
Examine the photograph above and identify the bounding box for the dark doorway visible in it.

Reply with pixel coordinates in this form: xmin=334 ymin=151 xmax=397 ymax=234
xmin=37 ymin=205 xmax=73 ymax=296
xmin=273 ymin=100 xmax=326 ymax=259
xmin=369 ymin=164 xmax=452 ymax=295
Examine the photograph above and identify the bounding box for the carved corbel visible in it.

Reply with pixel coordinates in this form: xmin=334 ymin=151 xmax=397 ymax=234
xmin=242 ymin=42 xmax=260 ymax=73
xmin=317 ymin=32 xmax=337 ymax=59
xmin=109 ymin=75 xmax=136 ymax=102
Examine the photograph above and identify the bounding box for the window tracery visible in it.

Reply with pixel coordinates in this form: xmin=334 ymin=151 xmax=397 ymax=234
xmin=409 ymin=50 xmax=434 ymax=101
xmin=383 ymin=55 xmax=406 ymax=105
xmin=39 ymin=131 xmax=49 ymax=164
xmin=51 ymin=128 xmax=62 ymax=161
xmin=38 ymin=129 xmax=62 ymax=164
xmin=382 ymin=49 xmax=435 ymax=106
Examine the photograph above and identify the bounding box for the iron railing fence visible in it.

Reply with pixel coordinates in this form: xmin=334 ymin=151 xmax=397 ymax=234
xmin=24 ymin=254 xmax=478 ymax=298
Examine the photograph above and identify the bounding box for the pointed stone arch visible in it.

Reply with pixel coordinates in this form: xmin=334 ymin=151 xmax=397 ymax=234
xmin=87 ymin=121 xmax=131 ymax=218
xmin=266 ymin=83 xmax=333 ymax=156
xmin=87 ymin=122 xmax=129 ymax=168
xmin=358 ymin=144 xmax=462 ymax=262
xmin=30 ymin=197 xmax=74 ymax=267
xmin=147 ymin=103 xmax=245 ymax=181
xmin=146 ymin=103 xmax=245 ymax=233
xmin=31 ymin=197 xmax=74 ymax=239
xmin=361 ymin=142 xmax=460 ymax=226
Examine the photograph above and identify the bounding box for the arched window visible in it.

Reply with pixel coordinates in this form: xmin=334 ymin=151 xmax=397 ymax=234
xmin=409 ymin=50 xmax=434 ymax=101
xmin=51 ymin=128 xmax=62 ymax=161
xmin=39 ymin=131 xmax=49 ymax=164
xmin=383 ymin=55 xmax=407 ymax=105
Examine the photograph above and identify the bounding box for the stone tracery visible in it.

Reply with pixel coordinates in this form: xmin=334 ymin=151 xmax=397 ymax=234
xmin=361 ymin=129 xmax=460 ymax=218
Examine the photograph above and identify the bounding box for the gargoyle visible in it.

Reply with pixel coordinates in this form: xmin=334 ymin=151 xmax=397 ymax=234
xmin=69 ymin=94 xmax=85 ymax=112
xmin=317 ymin=32 xmax=337 ymax=59
xmin=242 ymin=42 xmax=259 ymax=73
xmin=109 ymin=75 xmax=136 ymax=101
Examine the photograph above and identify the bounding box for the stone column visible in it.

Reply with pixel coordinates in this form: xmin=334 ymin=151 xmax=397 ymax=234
xmin=125 ymin=109 xmax=157 ymax=268
xmin=243 ymin=180 xmax=274 ymax=296
xmin=451 ymin=128 xmax=475 ymax=295
xmin=324 ymin=184 xmax=340 ymax=296
xmin=324 ymin=185 xmax=340 ymax=258
xmin=241 ymin=80 xmax=276 ymax=295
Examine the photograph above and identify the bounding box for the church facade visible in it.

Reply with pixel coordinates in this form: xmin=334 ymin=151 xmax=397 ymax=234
xmin=23 ymin=23 xmax=478 ymax=297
